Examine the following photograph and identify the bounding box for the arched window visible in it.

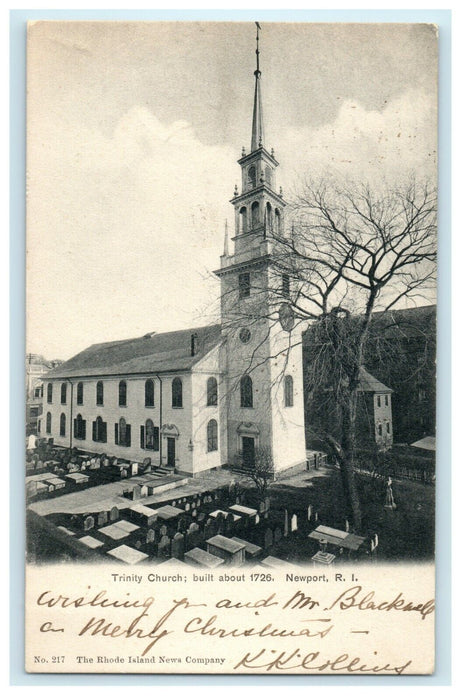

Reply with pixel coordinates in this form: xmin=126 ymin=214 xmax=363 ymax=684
xmin=60 ymin=383 xmax=67 ymax=404
xmin=145 ymin=379 xmax=155 ymax=407
xmin=172 ymin=378 xmax=183 ymax=408
xmin=207 ymin=419 xmax=218 ymax=452
xmin=265 ymin=166 xmax=272 ymax=187
xmin=266 ymin=201 xmax=272 ymax=230
xmin=59 ymin=413 xmax=66 ymax=437
xmin=119 ymin=380 xmax=127 ymax=407
xmin=239 ymin=206 xmax=248 ymax=234
xmin=46 ymin=411 xmax=52 ymax=434
xmin=240 ymin=375 xmax=253 ymax=408
xmin=248 ymin=166 xmax=256 ymax=189
xmin=77 ymin=382 xmax=84 ymax=405
xmin=74 ymin=413 xmax=86 ymax=440
xmin=275 ymin=209 xmax=281 ymax=235
xmin=207 ymin=377 xmax=218 ymax=406
xmin=115 ymin=417 xmax=130 ymax=447
xmin=378 ymin=423 xmax=383 ymax=437
xmin=284 ymin=375 xmax=294 ymax=407
xmin=377 ymin=395 xmax=381 ymax=408
xmin=119 ymin=417 xmax=127 ymax=444
xmin=34 ymin=384 xmax=42 ymax=398
xmin=386 ymin=422 xmax=391 ymax=434
xmin=251 ymin=201 xmax=260 ymax=228
xmin=47 ymin=383 xmax=53 ymax=404
xmin=144 ymin=419 xmax=159 ymax=451
xmin=93 ymin=416 xmax=107 ymax=443
xmin=96 ymin=381 xmax=104 ymax=406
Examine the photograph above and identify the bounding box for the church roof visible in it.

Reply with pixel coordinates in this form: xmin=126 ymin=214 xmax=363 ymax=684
xmin=358 ymin=366 xmax=392 ymax=393
xmin=43 ymin=324 xmax=222 ymax=380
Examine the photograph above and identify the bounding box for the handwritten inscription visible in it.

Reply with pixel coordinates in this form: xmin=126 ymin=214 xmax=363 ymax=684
xmin=33 ymin=582 xmax=434 ymax=673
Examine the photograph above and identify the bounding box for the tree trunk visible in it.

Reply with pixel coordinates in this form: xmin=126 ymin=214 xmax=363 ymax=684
xmin=340 ymin=390 xmax=362 ymax=532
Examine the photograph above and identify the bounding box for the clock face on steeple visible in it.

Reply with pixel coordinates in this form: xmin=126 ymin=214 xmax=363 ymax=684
xmin=278 ymin=303 xmax=295 ymax=331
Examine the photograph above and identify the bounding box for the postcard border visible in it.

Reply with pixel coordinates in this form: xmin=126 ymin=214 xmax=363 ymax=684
xmin=10 ymin=6 xmax=452 ymax=688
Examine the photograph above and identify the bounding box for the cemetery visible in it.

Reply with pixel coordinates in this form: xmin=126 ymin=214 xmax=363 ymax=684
xmin=27 ymin=466 xmax=377 ymax=567
xmin=26 ymin=440 xmax=435 ymax=565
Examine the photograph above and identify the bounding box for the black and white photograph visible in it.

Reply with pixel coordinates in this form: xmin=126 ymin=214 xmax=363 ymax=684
xmin=24 ymin=20 xmax=438 ymax=675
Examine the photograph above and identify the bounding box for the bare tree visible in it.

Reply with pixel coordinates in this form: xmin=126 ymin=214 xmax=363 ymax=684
xmin=235 ymin=446 xmax=274 ymax=501
xmin=240 ymin=179 xmax=437 ymax=531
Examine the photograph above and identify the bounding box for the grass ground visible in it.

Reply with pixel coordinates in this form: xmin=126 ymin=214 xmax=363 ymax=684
xmin=246 ymin=467 xmax=435 ymax=562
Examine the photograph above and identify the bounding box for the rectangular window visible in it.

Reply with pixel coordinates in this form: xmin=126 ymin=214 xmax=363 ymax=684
xmin=377 ymin=395 xmax=381 ymax=408
xmin=385 ymin=394 xmax=389 ymax=406
xmin=282 ymin=274 xmax=290 ymax=298
xmin=239 ymin=272 xmax=250 ymax=299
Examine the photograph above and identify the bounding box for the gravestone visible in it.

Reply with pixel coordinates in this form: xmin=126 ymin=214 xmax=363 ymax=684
xmin=160 ymin=524 xmax=168 ymax=537
xmin=131 ymin=484 xmax=141 ymax=501
xmin=196 ymin=498 xmax=201 ymax=507
xmin=254 ymin=514 xmax=260 ymax=525
xmin=204 ymin=519 xmax=214 ymax=540
xmin=192 ymin=509 xmax=197 ymax=518
xmin=172 ymin=501 xmax=176 ymax=507
xmin=131 ymin=462 xmax=139 ymax=476
xmin=307 ymin=505 xmax=313 ymax=521
xmin=284 ymin=510 xmax=289 ymax=537
xmin=171 ymin=532 xmax=185 ymax=560
xmin=291 ymin=514 xmax=298 ymax=532
xmin=146 ymin=529 xmax=156 ymax=544
xmin=97 ymin=511 xmax=108 ymax=527
xmin=215 ymin=513 xmax=225 ymax=534
xmin=158 ymin=535 xmax=171 ymax=558
xmin=110 ymin=506 xmax=119 ymax=522
xmin=135 ymin=540 xmax=142 ymax=550
xmin=140 ymin=485 xmax=149 ymax=498
xmin=121 ymin=468 xmax=128 ymax=479
xmin=274 ymin=527 xmax=282 ymax=543
xmin=83 ymin=515 xmax=94 ymax=531
xmin=185 ymin=503 xmax=190 ymax=512
xmin=178 ymin=517 xmax=187 ymax=533
xmin=259 ymin=501 xmax=266 ymax=514
xmin=187 ymin=522 xmax=202 ymax=549
xmin=197 ymin=512 xmax=206 ymax=523
xmin=264 ymin=528 xmax=273 ymax=549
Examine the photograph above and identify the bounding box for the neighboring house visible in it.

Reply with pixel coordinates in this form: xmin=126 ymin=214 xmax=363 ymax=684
xmin=39 ymin=47 xmax=307 ymax=478
xmin=26 ymin=354 xmax=62 ymax=435
xmin=356 ymin=367 xmax=393 ymax=450
xmin=303 ymin=362 xmax=393 ymax=452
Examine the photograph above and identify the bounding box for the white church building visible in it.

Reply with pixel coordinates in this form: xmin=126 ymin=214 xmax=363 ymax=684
xmin=40 ymin=31 xmax=308 ymax=478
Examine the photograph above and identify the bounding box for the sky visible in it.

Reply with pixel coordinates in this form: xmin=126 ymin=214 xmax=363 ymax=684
xmin=26 ymin=21 xmax=438 ymax=360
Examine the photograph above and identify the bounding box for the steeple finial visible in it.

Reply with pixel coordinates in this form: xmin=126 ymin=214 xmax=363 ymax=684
xmin=223 ymin=219 xmax=229 ymax=256
xmin=251 ymin=22 xmax=264 ymax=152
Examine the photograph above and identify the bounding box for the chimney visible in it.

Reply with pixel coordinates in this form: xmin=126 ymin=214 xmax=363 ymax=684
xmin=191 ymin=333 xmax=198 ymax=357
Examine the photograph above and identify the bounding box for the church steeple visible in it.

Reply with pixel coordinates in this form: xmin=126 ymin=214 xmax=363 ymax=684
xmin=251 ymin=22 xmax=264 ymax=152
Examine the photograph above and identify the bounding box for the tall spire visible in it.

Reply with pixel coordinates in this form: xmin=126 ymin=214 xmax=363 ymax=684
xmin=251 ymin=22 xmax=264 ymax=152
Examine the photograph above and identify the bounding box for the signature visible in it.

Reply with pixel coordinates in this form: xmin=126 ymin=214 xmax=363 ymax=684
xmin=233 ymin=647 xmax=412 ymax=674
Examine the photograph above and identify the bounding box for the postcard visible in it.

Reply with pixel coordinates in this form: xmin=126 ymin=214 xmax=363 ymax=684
xmin=25 ymin=21 xmax=437 ymax=675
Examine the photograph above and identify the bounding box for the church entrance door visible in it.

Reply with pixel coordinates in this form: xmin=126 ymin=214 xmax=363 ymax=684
xmin=241 ymin=436 xmax=255 ymax=470
xmin=167 ymin=437 xmax=176 ymax=467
